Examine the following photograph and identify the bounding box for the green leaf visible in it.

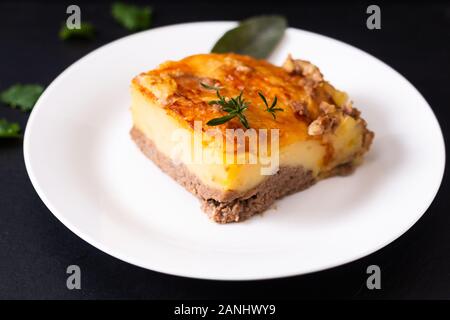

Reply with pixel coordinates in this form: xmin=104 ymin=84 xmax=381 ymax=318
xmin=201 ymin=82 xmax=221 ymax=91
xmin=206 ymin=114 xmax=237 ymax=126
xmin=268 ymin=111 xmax=276 ymax=119
xmin=0 ymin=119 xmax=21 ymax=138
xmin=258 ymin=91 xmax=269 ymax=107
xmin=237 ymin=113 xmax=250 ymax=129
xmin=59 ymin=22 xmax=95 ymax=40
xmin=202 ymin=81 xmax=251 ymax=128
xmin=0 ymin=84 xmax=44 ymax=111
xmin=112 ymin=2 xmax=152 ymax=31
xmin=221 ymin=106 xmax=235 ymax=113
xmin=270 ymin=96 xmax=278 ymax=109
xmin=211 ymin=15 xmax=287 ymax=59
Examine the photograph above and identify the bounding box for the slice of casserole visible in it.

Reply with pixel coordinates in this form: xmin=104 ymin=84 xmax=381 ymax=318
xmin=130 ymin=53 xmax=374 ymax=223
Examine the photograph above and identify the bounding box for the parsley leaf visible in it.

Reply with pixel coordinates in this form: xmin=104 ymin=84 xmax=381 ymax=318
xmin=59 ymin=22 xmax=95 ymax=40
xmin=0 ymin=84 xmax=44 ymax=111
xmin=112 ymin=2 xmax=152 ymax=31
xmin=0 ymin=119 xmax=21 ymax=138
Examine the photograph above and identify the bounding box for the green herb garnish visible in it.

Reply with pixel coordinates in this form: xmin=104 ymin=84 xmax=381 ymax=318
xmin=0 ymin=84 xmax=44 ymax=112
xmin=258 ymin=92 xmax=284 ymax=119
xmin=0 ymin=119 xmax=21 ymax=138
xmin=201 ymin=83 xmax=250 ymax=129
xmin=59 ymin=22 xmax=95 ymax=40
xmin=112 ymin=2 xmax=152 ymax=31
xmin=211 ymin=15 xmax=287 ymax=59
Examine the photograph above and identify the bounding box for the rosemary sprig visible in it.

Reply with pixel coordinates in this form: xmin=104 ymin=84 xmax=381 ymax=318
xmin=258 ymin=91 xmax=284 ymax=119
xmin=201 ymin=83 xmax=250 ymax=129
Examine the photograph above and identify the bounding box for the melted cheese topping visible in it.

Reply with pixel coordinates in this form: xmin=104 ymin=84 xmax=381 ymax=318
xmin=131 ymin=53 xmax=370 ymax=192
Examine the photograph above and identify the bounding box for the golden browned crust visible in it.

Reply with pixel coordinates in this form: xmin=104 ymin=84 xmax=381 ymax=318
xmin=132 ymin=53 xmax=374 ymax=164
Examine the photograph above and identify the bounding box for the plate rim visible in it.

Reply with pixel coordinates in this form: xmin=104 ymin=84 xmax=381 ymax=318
xmin=23 ymin=21 xmax=446 ymax=280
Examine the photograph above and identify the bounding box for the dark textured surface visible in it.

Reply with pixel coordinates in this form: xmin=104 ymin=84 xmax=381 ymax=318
xmin=0 ymin=0 xmax=449 ymax=299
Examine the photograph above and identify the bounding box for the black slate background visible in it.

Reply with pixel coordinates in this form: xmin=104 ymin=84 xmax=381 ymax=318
xmin=0 ymin=0 xmax=449 ymax=299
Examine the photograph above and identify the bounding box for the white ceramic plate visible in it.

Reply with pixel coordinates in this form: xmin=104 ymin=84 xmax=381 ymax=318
xmin=24 ymin=22 xmax=445 ymax=280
